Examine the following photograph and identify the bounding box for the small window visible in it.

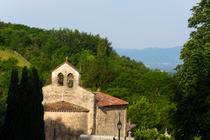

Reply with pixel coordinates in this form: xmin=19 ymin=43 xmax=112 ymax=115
xmin=57 ymin=73 xmax=64 ymax=86
xmin=67 ymin=73 xmax=74 ymax=88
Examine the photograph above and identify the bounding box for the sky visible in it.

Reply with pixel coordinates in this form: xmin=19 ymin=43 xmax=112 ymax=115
xmin=0 ymin=0 xmax=198 ymax=49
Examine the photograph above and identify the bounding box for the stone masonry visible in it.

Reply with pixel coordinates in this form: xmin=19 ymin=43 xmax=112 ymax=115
xmin=42 ymin=62 xmax=128 ymax=139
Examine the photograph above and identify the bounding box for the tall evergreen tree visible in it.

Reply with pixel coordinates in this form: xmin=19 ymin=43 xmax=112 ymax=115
xmin=0 ymin=68 xmax=19 ymax=140
xmin=18 ymin=66 xmax=30 ymax=140
xmin=174 ymin=0 xmax=210 ymax=139
xmin=0 ymin=67 xmax=45 ymax=140
xmin=30 ymin=67 xmax=45 ymax=140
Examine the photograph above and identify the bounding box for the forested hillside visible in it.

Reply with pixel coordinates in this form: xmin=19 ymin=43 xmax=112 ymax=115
xmin=0 ymin=21 xmax=176 ymax=138
xmin=0 ymin=49 xmax=30 ymax=67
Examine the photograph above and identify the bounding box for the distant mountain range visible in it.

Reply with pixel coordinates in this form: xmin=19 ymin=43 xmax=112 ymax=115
xmin=115 ymin=46 xmax=183 ymax=73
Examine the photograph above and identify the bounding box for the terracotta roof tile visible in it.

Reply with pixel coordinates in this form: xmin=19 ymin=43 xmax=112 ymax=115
xmin=95 ymin=92 xmax=128 ymax=107
xmin=44 ymin=101 xmax=89 ymax=112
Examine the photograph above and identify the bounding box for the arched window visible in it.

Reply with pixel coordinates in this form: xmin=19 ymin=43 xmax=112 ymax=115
xmin=67 ymin=73 xmax=74 ymax=88
xmin=57 ymin=73 xmax=64 ymax=86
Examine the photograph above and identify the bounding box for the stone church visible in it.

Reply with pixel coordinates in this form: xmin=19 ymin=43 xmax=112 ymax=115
xmin=42 ymin=61 xmax=128 ymax=139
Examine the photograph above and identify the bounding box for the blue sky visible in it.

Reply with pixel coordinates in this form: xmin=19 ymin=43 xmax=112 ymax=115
xmin=0 ymin=0 xmax=197 ymax=49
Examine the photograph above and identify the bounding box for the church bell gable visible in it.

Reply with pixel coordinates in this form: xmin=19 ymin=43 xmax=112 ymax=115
xmin=51 ymin=62 xmax=80 ymax=88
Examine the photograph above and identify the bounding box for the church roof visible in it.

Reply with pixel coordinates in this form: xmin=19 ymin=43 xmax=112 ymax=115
xmin=51 ymin=61 xmax=79 ymax=73
xmin=95 ymin=92 xmax=128 ymax=107
xmin=44 ymin=101 xmax=89 ymax=112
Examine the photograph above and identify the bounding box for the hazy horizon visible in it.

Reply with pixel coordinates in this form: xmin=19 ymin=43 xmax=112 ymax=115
xmin=0 ymin=0 xmax=197 ymax=49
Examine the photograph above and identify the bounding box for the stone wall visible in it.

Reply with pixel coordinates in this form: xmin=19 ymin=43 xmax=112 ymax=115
xmin=95 ymin=106 xmax=127 ymax=137
xmin=43 ymin=62 xmax=96 ymax=135
xmin=43 ymin=85 xmax=95 ymax=134
xmin=43 ymin=62 xmax=129 ymax=138
xmin=44 ymin=112 xmax=88 ymax=140
xmin=80 ymin=135 xmax=134 ymax=140
xmin=51 ymin=62 xmax=80 ymax=88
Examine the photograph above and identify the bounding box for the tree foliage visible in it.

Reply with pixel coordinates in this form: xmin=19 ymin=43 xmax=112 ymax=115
xmin=128 ymin=96 xmax=160 ymax=129
xmin=0 ymin=58 xmax=18 ymax=127
xmin=0 ymin=67 xmax=45 ymax=140
xmin=174 ymin=0 xmax=210 ymax=139
xmin=0 ymin=21 xmax=177 ymax=138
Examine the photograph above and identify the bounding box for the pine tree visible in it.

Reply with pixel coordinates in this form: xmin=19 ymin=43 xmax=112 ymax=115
xmin=174 ymin=0 xmax=210 ymax=139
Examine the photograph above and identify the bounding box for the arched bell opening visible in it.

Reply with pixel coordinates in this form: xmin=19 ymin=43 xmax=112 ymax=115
xmin=67 ymin=73 xmax=74 ymax=88
xmin=57 ymin=73 xmax=64 ymax=86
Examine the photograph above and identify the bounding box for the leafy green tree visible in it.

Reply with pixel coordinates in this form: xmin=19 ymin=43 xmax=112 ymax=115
xmin=135 ymin=128 xmax=160 ymax=140
xmin=128 ymin=96 xmax=160 ymax=137
xmin=0 ymin=21 xmax=178 ymax=139
xmin=174 ymin=0 xmax=210 ymax=139
xmin=80 ymin=40 xmax=116 ymax=90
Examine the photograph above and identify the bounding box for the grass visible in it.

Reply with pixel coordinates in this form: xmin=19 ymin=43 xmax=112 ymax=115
xmin=0 ymin=48 xmax=30 ymax=67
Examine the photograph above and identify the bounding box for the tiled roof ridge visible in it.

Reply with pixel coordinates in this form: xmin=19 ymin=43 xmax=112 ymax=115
xmin=95 ymin=92 xmax=128 ymax=107
xmin=51 ymin=61 xmax=79 ymax=73
xmin=44 ymin=101 xmax=89 ymax=112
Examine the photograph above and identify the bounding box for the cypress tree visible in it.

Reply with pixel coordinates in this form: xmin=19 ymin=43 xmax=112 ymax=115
xmin=0 ymin=68 xmax=19 ymax=140
xmin=30 ymin=67 xmax=45 ymax=140
xmin=18 ymin=66 xmax=30 ymax=140
xmin=0 ymin=67 xmax=45 ymax=140
xmin=18 ymin=67 xmax=45 ymax=140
